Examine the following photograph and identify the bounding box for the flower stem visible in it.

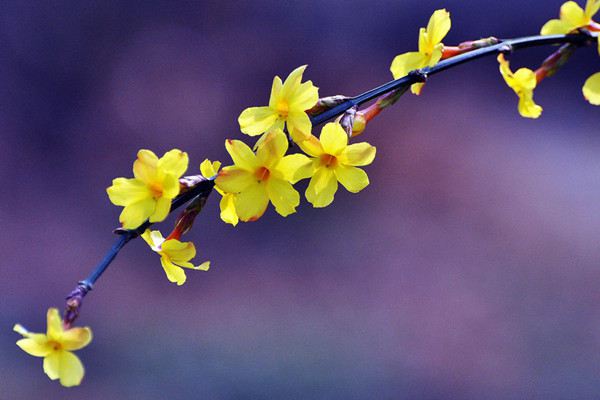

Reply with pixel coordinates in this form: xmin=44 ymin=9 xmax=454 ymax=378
xmin=63 ymin=31 xmax=597 ymax=325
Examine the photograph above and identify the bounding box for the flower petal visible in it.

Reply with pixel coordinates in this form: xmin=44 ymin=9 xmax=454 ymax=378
xmin=560 ymin=1 xmax=587 ymax=27
xmin=335 ymin=165 xmax=370 ymax=193
xmin=160 ymin=257 xmax=187 ymax=285
xmin=46 ymin=308 xmax=63 ymax=339
xmin=517 ymin=93 xmax=543 ymax=119
xmin=268 ymin=76 xmax=284 ymax=109
xmin=43 ymin=352 xmax=60 ymax=381
xmin=200 ymin=159 xmax=221 ymax=179
xmin=305 ymin=167 xmax=338 ymax=208
xmin=133 ymin=150 xmax=158 ymax=182
xmin=60 ymin=327 xmax=92 ymax=351
xmin=157 ymin=149 xmax=188 ymax=177
xmin=287 ymin=111 xmax=312 ymax=141
xmin=141 ymin=229 xmax=165 ymax=251
xmin=267 ymin=178 xmax=300 ymax=217
xmin=280 ymin=65 xmax=307 ymax=100
xmin=162 ymin=239 xmax=196 ymax=263
xmin=583 ymin=72 xmax=600 ymax=105
xmin=106 ymin=178 xmax=150 ymax=206
xmin=289 ymin=80 xmax=319 ymax=111
xmin=586 ymin=0 xmax=600 ymax=17
xmin=56 ymin=351 xmax=85 ymax=387
xmin=238 ymin=107 xmax=279 ymax=136
xmin=234 ymin=183 xmax=269 ymax=222
xmin=119 ymin=197 xmax=155 ymax=229
xmin=425 ymin=9 xmax=451 ymax=47
xmin=219 ymin=193 xmax=239 ymax=226
xmin=390 ymin=52 xmax=428 ymax=80
xmin=149 ymin=196 xmax=171 ymax=223
xmin=16 ymin=337 xmax=51 ymax=357
xmin=277 ymin=153 xmax=313 ymax=183
xmin=296 ymin=134 xmax=324 ymax=157
xmin=340 ymin=142 xmax=376 ymax=166
xmin=256 ymin=129 xmax=288 ymax=167
xmin=160 ymin=173 xmax=181 ymax=199
xmin=540 ymin=18 xmax=572 ymax=35
xmin=216 ymin=167 xmax=256 ymax=193
xmin=319 ymin=123 xmax=347 ymax=156
xmin=225 ymin=139 xmax=259 ymax=171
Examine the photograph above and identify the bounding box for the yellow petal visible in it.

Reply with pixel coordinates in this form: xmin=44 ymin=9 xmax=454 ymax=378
xmin=216 ymin=167 xmax=256 ymax=193
xmin=157 ymin=149 xmax=188 ymax=177
xmin=266 ymin=178 xmax=300 ymax=217
xmin=280 ymin=65 xmax=307 ymax=100
xmin=296 ymin=134 xmax=324 ymax=157
xmin=194 ymin=261 xmax=210 ymax=271
xmin=219 ymin=193 xmax=239 ymax=226
xmin=133 ymin=150 xmax=158 ymax=182
xmin=46 ymin=308 xmax=63 ymax=339
xmin=60 ymin=327 xmax=92 ymax=351
xmin=234 ymin=183 xmax=269 ymax=222
xmin=305 ymin=167 xmax=338 ymax=208
xmin=410 ymin=82 xmax=426 ymax=95
xmin=340 ymin=142 xmax=376 ymax=166
xmin=390 ymin=51 xmax=428 ymax=79
xmin=334 ymin=165 xmax=370 ymax=193
xmin=160 ymin=173 xmax=180 ymax=199
xmin=583 ymin=72 xmax=600 ymax=105
xmin=517 ymin=93 xmax=543 ymax=118
xmin=225 ymin=139 xmax=259 ymax=171
xmin=287 ymin=111 xmax=312 ymax=141
xmin=106 ymin=178 xmax=151 ymax=206
xmin=268 ymin=76 xmax=284 ymax=109
xmin=238 ymin=106 xmax=279 ymax=136
xmin=585 ymin=0 xmax=600 ymax=17
xmin=119 ymin=197 xmax=155 ymax=229
xmin=425 ymin=9 xmax=451 ymax=47
xmin=43 ymin=352 xmax=60 ymax=381
xmin=288 ymin=80 xmax=319 ymax=111
xmin=513 ymin=68 xmax=537 ymax=91
xmin=56 ymin=351 xmax=85 ymax=387
xmin=276 ymin=153 xmax=313 ymax=183
xmin=540 ymin=18 xmax=573 ymax=35
xmin=141 ymin=229 xmax=164 ymax=250
xmin=319 ymin=123 xmax=347 ymax=156
xmin=162 ymin=239 xmax=196 ymax=262
xmin=200 ymin=159 xmax=221 ymax=178
xmin=16 ymin=337 xmax=51 ymax=357
xmin=160 ymin=257 xmax=187 ymax=285
xmin=256 ymin=129 xmax=288 ymax=167
xmin=149 ymin=196 xmax=171 ymax=223
xmin=560 ymin=1 xmax=587 ymax=27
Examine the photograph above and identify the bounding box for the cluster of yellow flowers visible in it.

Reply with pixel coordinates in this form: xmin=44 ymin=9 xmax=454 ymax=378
xmin=14 ymin=1 xmax=599 ymax=388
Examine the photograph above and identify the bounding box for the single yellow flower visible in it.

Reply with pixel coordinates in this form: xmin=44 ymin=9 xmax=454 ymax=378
xmin=390 ymin=9 xmax=451 ymax=95
xmin=14 ymin=308 xmax=92 ymax=387
xmin=497 ymin=54 xmax=543 ymax=119
xmin=107 ymin=149 xmax=189 ymax=229
xmin=141 ymin=229 xmax=210 ymax=286
xmin=297 ymin=123 xmax=376 ymax=208
xmin=200 ymin=159 xmax=239 ymax=226
xmin=238 ymin=65 xmax=319 ymax=141
xmin=216 ymin=129 xmax=312 ymax=221
xmin=583 ymin=71 xmax=600 ymax=104
xmin=541 ymin=0 xmax=600 ymax=34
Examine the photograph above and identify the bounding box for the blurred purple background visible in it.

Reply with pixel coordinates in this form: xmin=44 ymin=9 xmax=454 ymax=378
xmin=2 ymin=1 xmax=600 ymax=398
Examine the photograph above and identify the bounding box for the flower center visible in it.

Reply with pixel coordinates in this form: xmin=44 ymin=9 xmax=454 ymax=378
xmin=255 ymin=166 xmax=271 ymax=182
xmin=149 ymin=182 xmax=163 ymax=198
xmin=320 ymin=154 xmax=338 ymax=168
xmin=48 ymin=340 xmax=62 ymax=351
xmin=276 ymin=100 xmax=289 ymax=117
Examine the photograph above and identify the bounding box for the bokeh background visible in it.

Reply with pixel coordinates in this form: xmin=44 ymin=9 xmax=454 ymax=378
xmin=2 ymin=0 xmax=600 ymax=398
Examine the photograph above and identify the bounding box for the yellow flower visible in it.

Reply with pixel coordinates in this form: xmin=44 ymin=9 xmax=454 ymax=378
xmin=215 ymin=129 xmax=312 ymax=221
xmin=497 ymin=54 xmax=543 ymax=119
xmin=390 ymin=9 xmax=451 ymax=95
xmin=14 ymin=308 xmax=92 ymax=387
xmin=107 ymin=149 xmax=188 ymax=229
xmin=297 ymin=123 xmax=376 ymax=208
xmin=238 ymin=65 xmax=319 ymax=142
xmin=583 ymin=71 xmax=600 ymax=104
xmin=200 ymin=159 xmax=239 ymax=226
xmin=141 ymin=229 xmax=210 ymax=286
xmin=541 ymin=0 xmax=600 ymax=34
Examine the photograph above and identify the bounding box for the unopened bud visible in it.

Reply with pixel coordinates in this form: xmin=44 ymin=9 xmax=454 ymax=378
xmin=351 ymin=112 xmax=367 ymax=137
